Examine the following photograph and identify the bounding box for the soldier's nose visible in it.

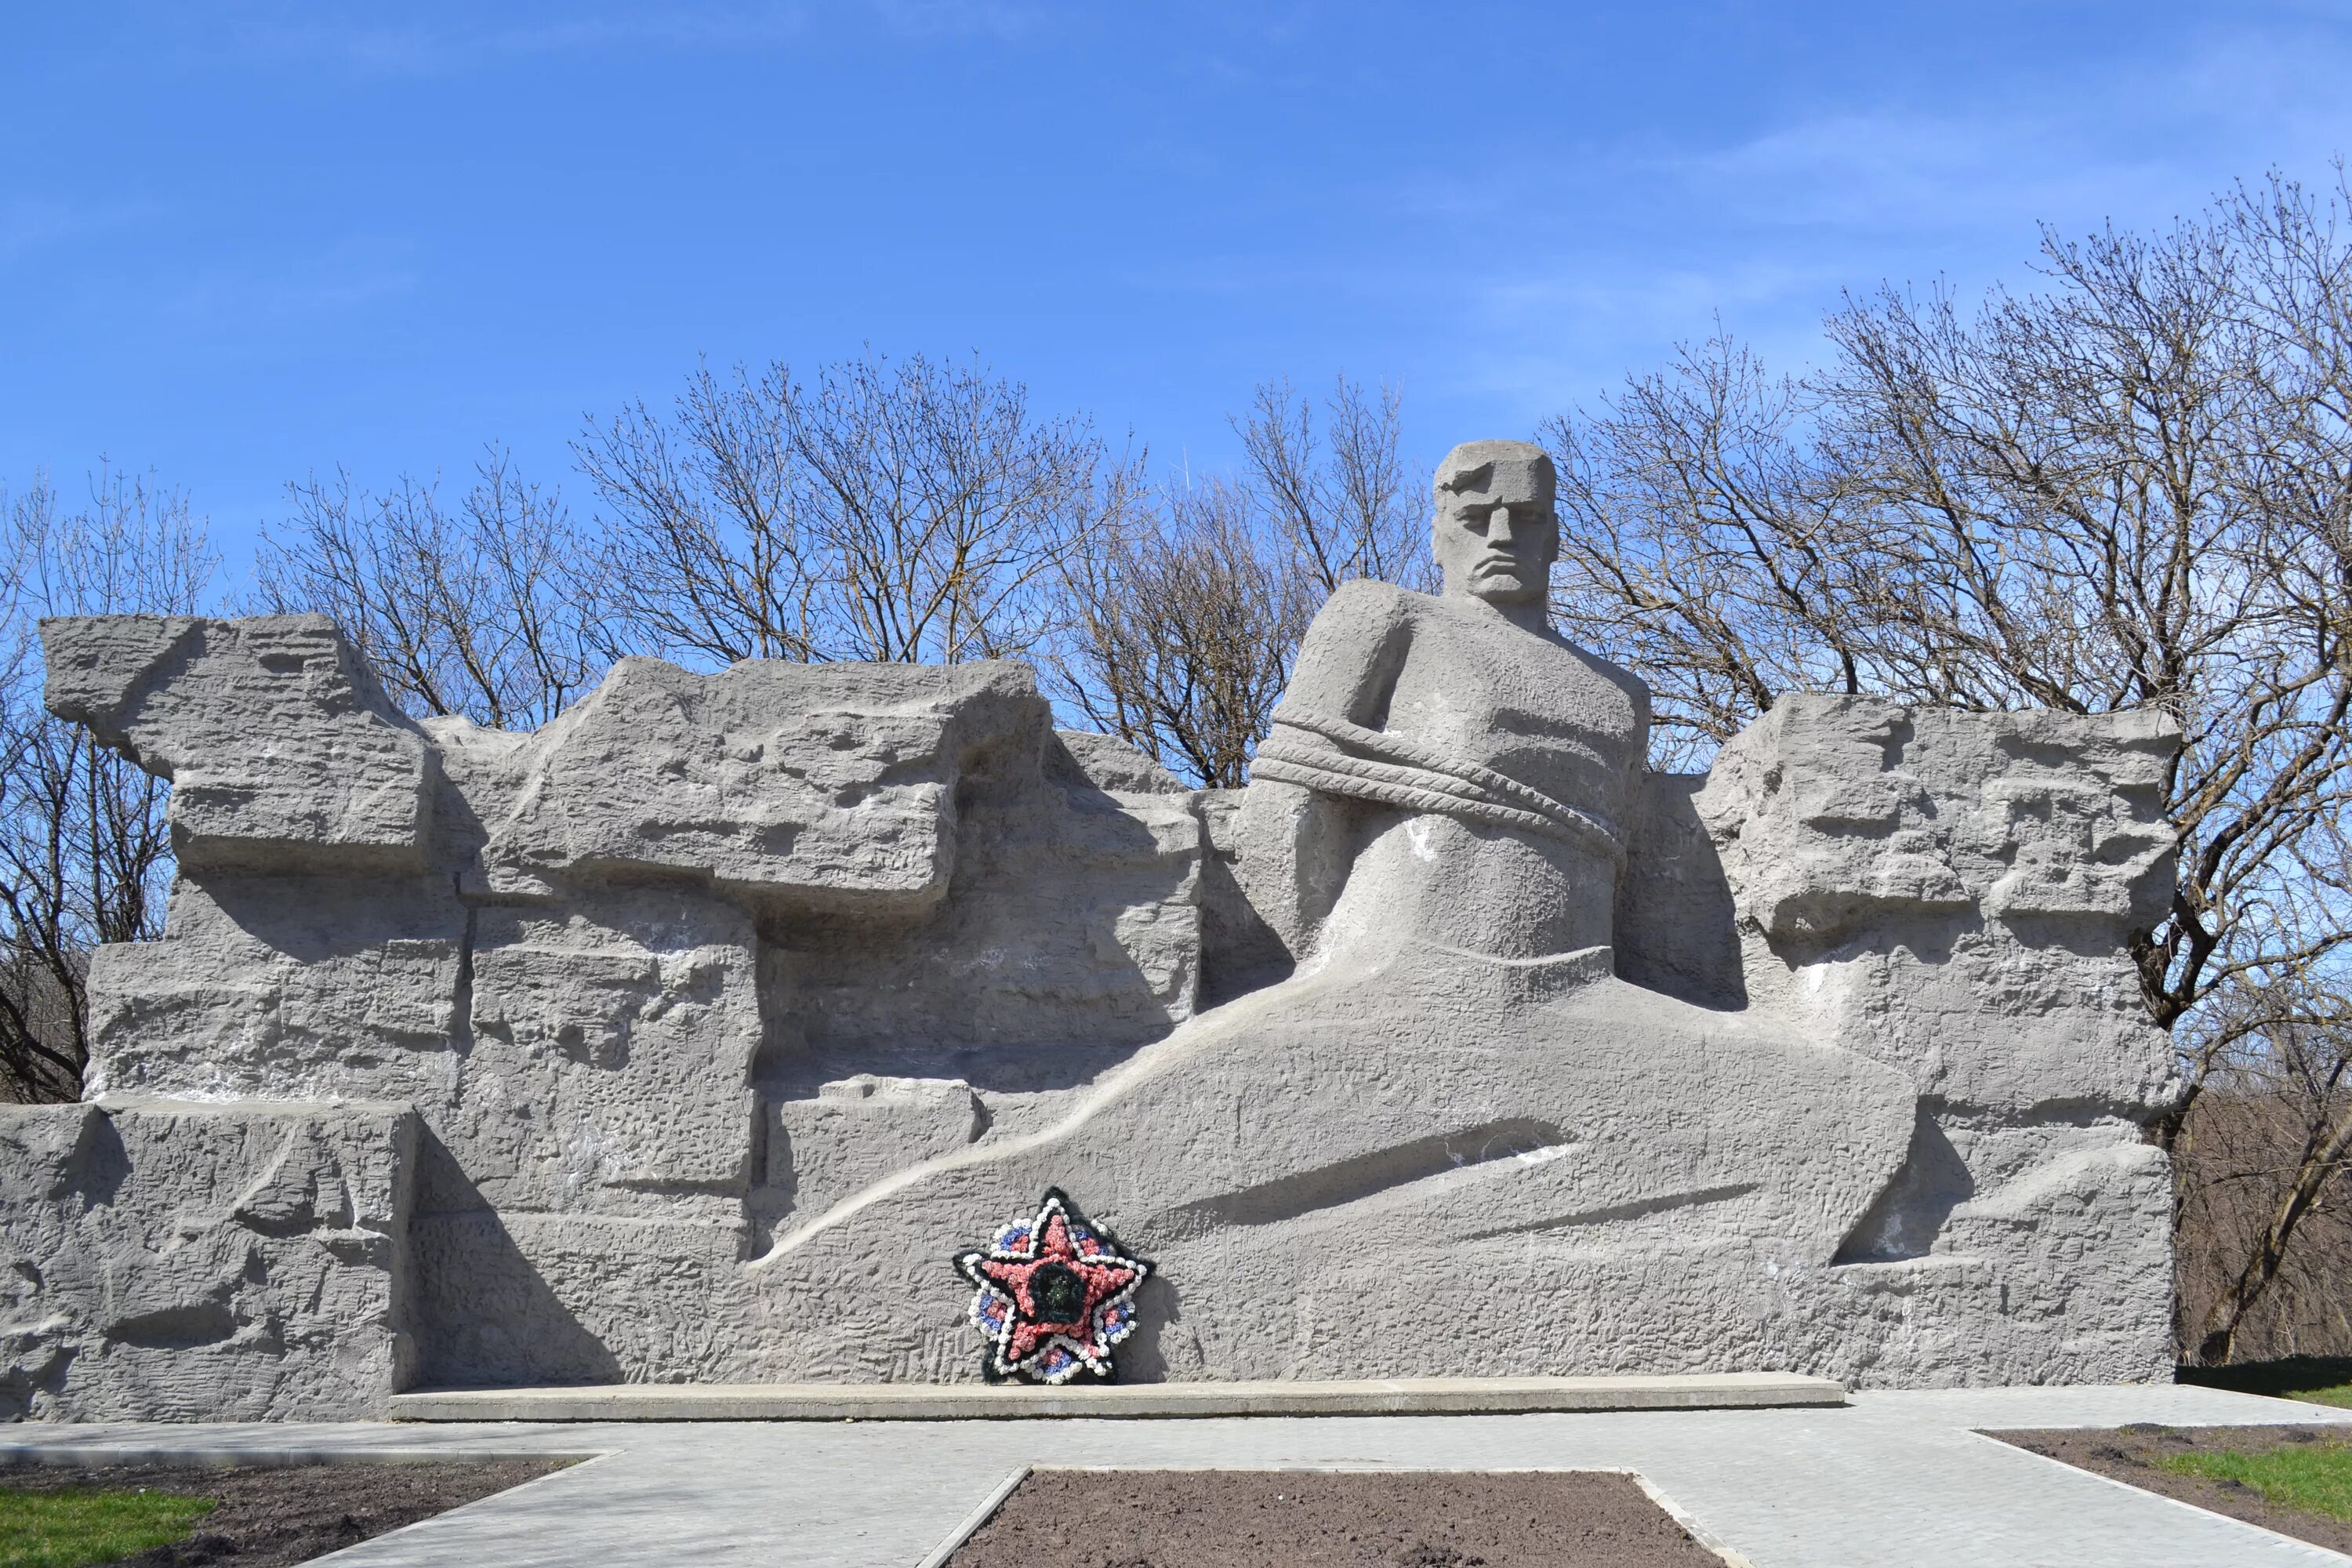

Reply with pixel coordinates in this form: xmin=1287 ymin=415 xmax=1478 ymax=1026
xmin=1490 ymin=508 xmax=1518 ymax=546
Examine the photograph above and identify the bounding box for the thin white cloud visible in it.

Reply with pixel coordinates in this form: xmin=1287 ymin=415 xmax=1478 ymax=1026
xmin=866 ymin=0 xmax=1044 ymax=39
xmin=0 ymin=198 xmax=168 ymax=265
xmin=171 ymin=0 xmax=1068 ymax=75
xmin=161 ymin=2 xmax=818 ymax=75
xmin=1675 ymin=17 xmax=2352 ymax=237
xmin=147 ymin=237 xmax=421 ymax=329
xmin=1428 ymin=14 xmax=2352 ymax=423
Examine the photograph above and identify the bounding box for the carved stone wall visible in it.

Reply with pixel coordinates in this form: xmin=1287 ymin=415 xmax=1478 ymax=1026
xmin=17 ymin=615 xmax=1202 ymax=1404
xmin=1 ymin=615 xmax=2180 ymax=1415
xmin=1682 ymin=695 xmax=2177 ymax=1385
xmin=1 ymin=1100 xmax=416 ymax=1420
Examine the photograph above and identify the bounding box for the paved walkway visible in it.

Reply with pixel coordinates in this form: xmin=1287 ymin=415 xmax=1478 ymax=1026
xmin=5 ymin=1384 xmax=2348 ymax=1565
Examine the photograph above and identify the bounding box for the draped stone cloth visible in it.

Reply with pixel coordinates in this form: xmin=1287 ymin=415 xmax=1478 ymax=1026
xmin=1250 ymin=705 xmax=1628 ymax=868
xmin=747 ymin=935 xmax=1918 ymax=1382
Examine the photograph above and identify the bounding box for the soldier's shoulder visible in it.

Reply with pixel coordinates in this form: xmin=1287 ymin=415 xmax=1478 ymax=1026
xmin=1312 ymin=577 xmax=1431 ymax=628
xmin=1292 ymin=579 xmax=1427 ymax=683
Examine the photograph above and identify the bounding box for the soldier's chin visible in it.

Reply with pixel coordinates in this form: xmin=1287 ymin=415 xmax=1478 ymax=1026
xmin=1468 ymin=572 xmax=1532 ymax=601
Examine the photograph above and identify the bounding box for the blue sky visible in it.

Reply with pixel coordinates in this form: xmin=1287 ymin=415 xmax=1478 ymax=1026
xmin=8 ymin=2 xmax=2352 ymax=578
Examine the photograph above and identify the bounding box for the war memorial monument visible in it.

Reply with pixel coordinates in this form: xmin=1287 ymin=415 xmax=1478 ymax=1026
xmin=0 ymin=441 xmax=2180 ymax=1421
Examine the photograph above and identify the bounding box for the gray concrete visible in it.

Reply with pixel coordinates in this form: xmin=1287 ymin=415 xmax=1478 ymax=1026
xmin=386 ymin=1372 xmax=1846 ymax=1421
xmin=4 ymin=1385 xmax=2346 ymax=1566
xmin=0 ymin=1098 xmax=420 ymax=1420
xmin=8 ymin=439 xmax=2181 ymax=1417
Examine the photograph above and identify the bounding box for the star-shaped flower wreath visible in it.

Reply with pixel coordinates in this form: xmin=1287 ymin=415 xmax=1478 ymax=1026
xmin=953 ymin=1188 xmax=1152 ymax=1385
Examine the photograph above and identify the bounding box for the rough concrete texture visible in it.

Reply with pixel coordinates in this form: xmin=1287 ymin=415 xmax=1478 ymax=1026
xmin=43 ymin=615 xmax=434 ymax=873
xmin=0 ymin=1099 xmax=416 ymax=1420
xmin=5 ymin=439 xmax=2180 ymax=1417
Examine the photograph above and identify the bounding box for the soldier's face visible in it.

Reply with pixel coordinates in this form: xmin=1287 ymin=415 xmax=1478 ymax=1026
xmin=1436 ymin=463 xmax=1557 ymax=606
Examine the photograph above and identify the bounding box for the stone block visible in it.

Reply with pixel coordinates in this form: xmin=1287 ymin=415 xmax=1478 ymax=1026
xmin=472 ymin=657 xmax=1045 ymax=915
xmin=1693 ymin=695 xmax=2181 ymax=1116
xmin=408 ymin=1210 xmax=739 ymax=1389
xmin=453 ymin=888 xmax=760 ymax=1216
xmin=44 ymin=615 xmax=431 ymax=871
xmin=1700 ymin=695 xmax=2176 ymax=949
xmin=0 ymin=1100 xmax=417 ymax=1421
xmin=80 ymin=873 xmax=468 ymax=1106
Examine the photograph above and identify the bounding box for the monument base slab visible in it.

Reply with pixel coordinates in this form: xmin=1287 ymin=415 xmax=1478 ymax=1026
xmin=385 ymin=1372 xmax=1846 ymax=1421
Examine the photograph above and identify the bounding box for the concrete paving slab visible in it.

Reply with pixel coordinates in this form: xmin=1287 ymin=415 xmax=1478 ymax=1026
xmin=387 ymin=1372 xmax=1846 ymax=1421
xmin=5 ymin=1384 xmax=2350 ymax=1566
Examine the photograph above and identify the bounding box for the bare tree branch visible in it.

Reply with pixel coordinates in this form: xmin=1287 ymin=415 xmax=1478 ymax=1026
xmin=579 ymin=350 xmax=1123 ymax=668
xmin=1048 ymin=476 xmax=1307 ymax=787
xmin=253 ymin=447 xmax=612 ymax=730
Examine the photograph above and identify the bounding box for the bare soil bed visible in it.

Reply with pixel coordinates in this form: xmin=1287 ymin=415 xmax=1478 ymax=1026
xmin=1990 ymin=1425 xmax=2352 ymax=1555
xmin=0 ymin=1457 xmax=574 ymax=1566
xmin=943 ymin=1468 xmax=1726 ymax=1568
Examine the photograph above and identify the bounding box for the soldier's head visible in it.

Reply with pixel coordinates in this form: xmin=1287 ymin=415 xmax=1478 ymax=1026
xmin=1432 ymin=441 xmax=1557 ymax=612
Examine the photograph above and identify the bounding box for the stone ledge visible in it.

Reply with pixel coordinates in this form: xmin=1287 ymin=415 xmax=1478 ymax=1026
xmin=387 ymin=1372 xmax=1846 ymax=1422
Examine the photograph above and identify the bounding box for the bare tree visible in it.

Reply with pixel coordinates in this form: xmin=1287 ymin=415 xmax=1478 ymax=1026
xmin=1052 ymin=477 xmax=1310 ymax=787
xmin=573 ymin=359 xmax=816 ymax=664
xmin=1545 ymin=337 xmax=1888 ymax=769
xmin=2178 ymin=1005 xmax=2352 ymax=1365
xmin=254 ymin=446 xmax=614 ymax=730
xmin=1544 ymin=169 xmax=2352 ymax=1362
xmin=578 ymin=350 xmax=1128 ymax=668
xmin=1051 ymin=373 xmax=1429 ymax=784
xmin=0 ymin=466 xmax=215 ymax=1101
xmin=1236 ymin=375 xmax=1433 ymax=597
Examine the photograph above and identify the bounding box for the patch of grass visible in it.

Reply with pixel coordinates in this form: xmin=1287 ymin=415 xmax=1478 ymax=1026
xmin=2159 ymin=1443 xmax=2352 ymax=1522
xmin=0 ymin=1486 xmax=218 ymax=1568
xmin=2180 ymin=1356 xmax=2352 ymax=1409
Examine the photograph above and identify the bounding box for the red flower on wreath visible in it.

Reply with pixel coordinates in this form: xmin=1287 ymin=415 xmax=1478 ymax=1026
xmin=953 ymin=1188 xmax=1151 ymax=1384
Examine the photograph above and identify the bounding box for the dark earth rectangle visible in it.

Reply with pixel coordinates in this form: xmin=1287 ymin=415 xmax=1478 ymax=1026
xmin=1990 ymin=1425 xmax=2352 ymax=1556
xmin=0 ymin=1457 xmax=574 ymax=1566
xmin=943 ymin=1468 xmax=1726 ymax=1568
